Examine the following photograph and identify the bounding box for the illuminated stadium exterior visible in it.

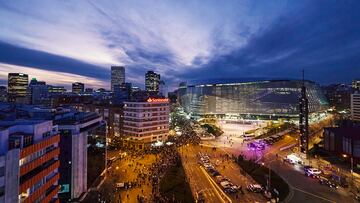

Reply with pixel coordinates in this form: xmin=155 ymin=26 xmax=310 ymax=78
xmin=178 ymin=79 xmax=328 ymax=119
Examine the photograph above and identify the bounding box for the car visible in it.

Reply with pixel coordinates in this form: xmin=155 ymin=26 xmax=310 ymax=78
xmin=303 ymin=165 xmax=312 ymax=172
xmin=319 ymin=177 xmax=338 ymax=189
xmin=210 ymin=170 xmax=220 ymax=176
xmin=220 ymin=181 xmax=231 ymax=189
xmin=247 ymin=184 xmax=263 ymax=193
xmin=224 ymin=187 xmax=237 ymax=193
xmin=115 ymin=182 xmax=125 ymax=190
xmin=305 ymin=168 xmax=321 ymax=178
xmin=263 ymin=190 xmax=272 ymax=199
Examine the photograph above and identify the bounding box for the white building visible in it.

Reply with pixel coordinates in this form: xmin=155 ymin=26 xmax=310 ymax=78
xmin=351 ymin=92 xmax=360 ymax=122
xmin=123 ymin=97 xmax=170 ymax=150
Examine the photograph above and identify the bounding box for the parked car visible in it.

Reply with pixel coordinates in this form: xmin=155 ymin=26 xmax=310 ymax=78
xmin=247 ymin=184 xmax=263 ymax=193
xmin=305 ymin=168 xmax=322 ymax=178
xmin=319 ymin=177 xmax=338 ymax=189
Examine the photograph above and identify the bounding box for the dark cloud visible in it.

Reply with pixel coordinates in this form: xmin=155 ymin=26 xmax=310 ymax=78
xmin=0 ymin=41 xmax=108 ymax=80
xmin=179 ymin=0 xmax=360 ymax=85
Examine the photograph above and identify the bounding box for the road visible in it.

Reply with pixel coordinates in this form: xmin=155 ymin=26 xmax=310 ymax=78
xmin=180 ymin=145 xmax=265 ymax=203
xmin=201 ymin=116 xmax=358 ymax=203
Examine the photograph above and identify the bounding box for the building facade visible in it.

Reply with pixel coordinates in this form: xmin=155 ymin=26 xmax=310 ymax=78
xmin=55 ymin=112 xmax=106 ymax=202
xmin=351 ymin=92 xmax=360 ymax=122
xmin=8 ymin=73 xmax=29 ymax=103
xmin=123 ymin=97 xmax=169 ymax=150
xmin=72 ymin=82 xmax=84 ymax=95
xmin=0 ymin=120 xmax=60 ymax=203
xmin=324 ymin=127 xmax=360 ymax=164
xmin=145 ymin=71 xmax=160 ymax=92
xmin=353 ymin=79 xmax=360 ymax=91
xmin=0 ymin=86 xmax=7 ymax=102
xmin=111 ymin=66 xmax=125 ymax=92
xmin=178 ymin=79 xmax=328 ymax=119
xmin=29 ymin=79 xmax=50 ymax=105
xmin=322 ymin=84 xmax=352 ymax=110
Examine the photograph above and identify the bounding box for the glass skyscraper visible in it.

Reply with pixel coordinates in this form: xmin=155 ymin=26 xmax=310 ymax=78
xmin=111 ymin=66 xmax=125 ymax=91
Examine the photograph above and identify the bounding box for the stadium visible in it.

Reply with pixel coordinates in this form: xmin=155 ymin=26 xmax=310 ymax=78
xmin=177 ymin=79 xmax=328 ymax=119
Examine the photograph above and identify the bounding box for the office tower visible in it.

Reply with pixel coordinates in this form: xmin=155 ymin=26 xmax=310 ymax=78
xmin=113 ymin=83 xmax=132 ymax=104
xmin=299 ymin=72 xmax=309 ymax=157
xmin=352 ymin=79 xmax=360 ymax=91
xmin=351 ymin=92 xmax=360 ymax=122
xmin=29 ymin=78 xmax=49 ymax=105
xmin=72 ymin=82 xmax=84 ymax=94
xmin=145 ymin=71 xmax=160 ymax=92
xmin=123 ymin=96 xmax=169 ymax=150
xmin=48 ymin=85 xmax=66 ymax=96
xmin=0 ymin=120 xmax=60 ymax=202
xmin=0 ymin=86 xmax=7 ymax=102
xmin=55 ymin=112 xmax=106 ymax=201
xmin=8 ymin=73 xmax=28 ymax=103
xmin=111 ymin=66 xmax=125 ymax=91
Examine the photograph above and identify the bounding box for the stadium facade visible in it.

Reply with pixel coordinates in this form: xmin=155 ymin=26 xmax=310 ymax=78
xmin=177 ymin=79 xmax=328 ymax=119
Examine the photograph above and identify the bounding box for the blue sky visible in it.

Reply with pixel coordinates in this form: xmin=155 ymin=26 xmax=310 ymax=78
xmin=0 ymin=0 xmax=359 ymax=90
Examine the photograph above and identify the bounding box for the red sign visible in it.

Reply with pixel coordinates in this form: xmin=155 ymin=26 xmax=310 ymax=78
xmin=147 ymin=98 xmax=169 ymax=103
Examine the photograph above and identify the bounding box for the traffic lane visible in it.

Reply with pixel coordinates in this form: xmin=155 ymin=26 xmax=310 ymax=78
xmin=191 ymin=145 xmax=264 ymax=202
xmin=291 ymin=190 xmax=333 ymax=203
xmin=271 ymin=160 xmax=355 ymax=203
xmin=180 ymin=146 xmax=224 ymax=203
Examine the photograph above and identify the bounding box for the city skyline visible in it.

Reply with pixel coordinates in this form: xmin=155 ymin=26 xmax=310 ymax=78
xmin=1 ymin=0 xmax=360 ymax=90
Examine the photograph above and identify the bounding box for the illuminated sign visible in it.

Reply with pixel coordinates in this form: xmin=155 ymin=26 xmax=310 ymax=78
xmin=147 ymin=98 xmax=169 ymax=103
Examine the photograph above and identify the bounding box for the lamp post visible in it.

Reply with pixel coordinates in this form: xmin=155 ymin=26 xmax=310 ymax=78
xmin=343 ymin=154 xmax=354 ymax=188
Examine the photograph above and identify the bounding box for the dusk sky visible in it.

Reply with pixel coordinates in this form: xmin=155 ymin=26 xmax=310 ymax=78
xmin=1 ymin=0 xmax=360 ymax=90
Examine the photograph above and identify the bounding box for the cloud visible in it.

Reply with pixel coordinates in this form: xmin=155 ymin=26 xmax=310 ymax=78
xmin=0 ymin=63 xmax=107 ymax=89
xmin=0 ymin=0 xmax=359 ymax=89
xmin=179 ymin=0 xmax=360 ymax=85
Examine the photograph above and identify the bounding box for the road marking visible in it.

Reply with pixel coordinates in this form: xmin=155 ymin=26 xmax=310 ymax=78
xmin=293 ymin=187 xmax=336 ymax=203
xmin=199 ymin=166 xmax=232 ymax=203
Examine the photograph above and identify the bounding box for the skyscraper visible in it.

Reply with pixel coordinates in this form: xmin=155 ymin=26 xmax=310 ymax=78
xmin=111 ymin=66 xmax=125 ymax=91
xmin=145 ymin=71 xmax=160 ymax=92
xmin=72 ymin=82 xmax=84 ymax=94
xmin=351 ymin=92 xmax=360 ymax=122
xmin=8 ymin=73 xmax=28 ymax=103
xmin=299 ymin=72 xmax=309 ymax=157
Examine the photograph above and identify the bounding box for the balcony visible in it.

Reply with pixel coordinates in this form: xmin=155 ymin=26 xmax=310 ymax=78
xmin=20 ymin=147 xmax=60 ymax=176
xmin=23 ymin=173 xmax=59 ymax=203
xmin=20 ymin=134 xmax=60 ymax=159
xmin=20 ymin=159 xmax=60 ymax=193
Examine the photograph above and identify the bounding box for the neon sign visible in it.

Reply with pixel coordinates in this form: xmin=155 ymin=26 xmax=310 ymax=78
xmin=147 ymin=98 xmax=169 ymax=103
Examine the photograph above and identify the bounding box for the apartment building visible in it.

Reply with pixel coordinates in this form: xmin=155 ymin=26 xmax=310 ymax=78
xmin=0 ymin=120 xmax=60 ymax=203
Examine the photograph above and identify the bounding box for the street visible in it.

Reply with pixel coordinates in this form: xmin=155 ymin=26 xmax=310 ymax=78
xmin=180 ymin=144 xmax=265 ymax=202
